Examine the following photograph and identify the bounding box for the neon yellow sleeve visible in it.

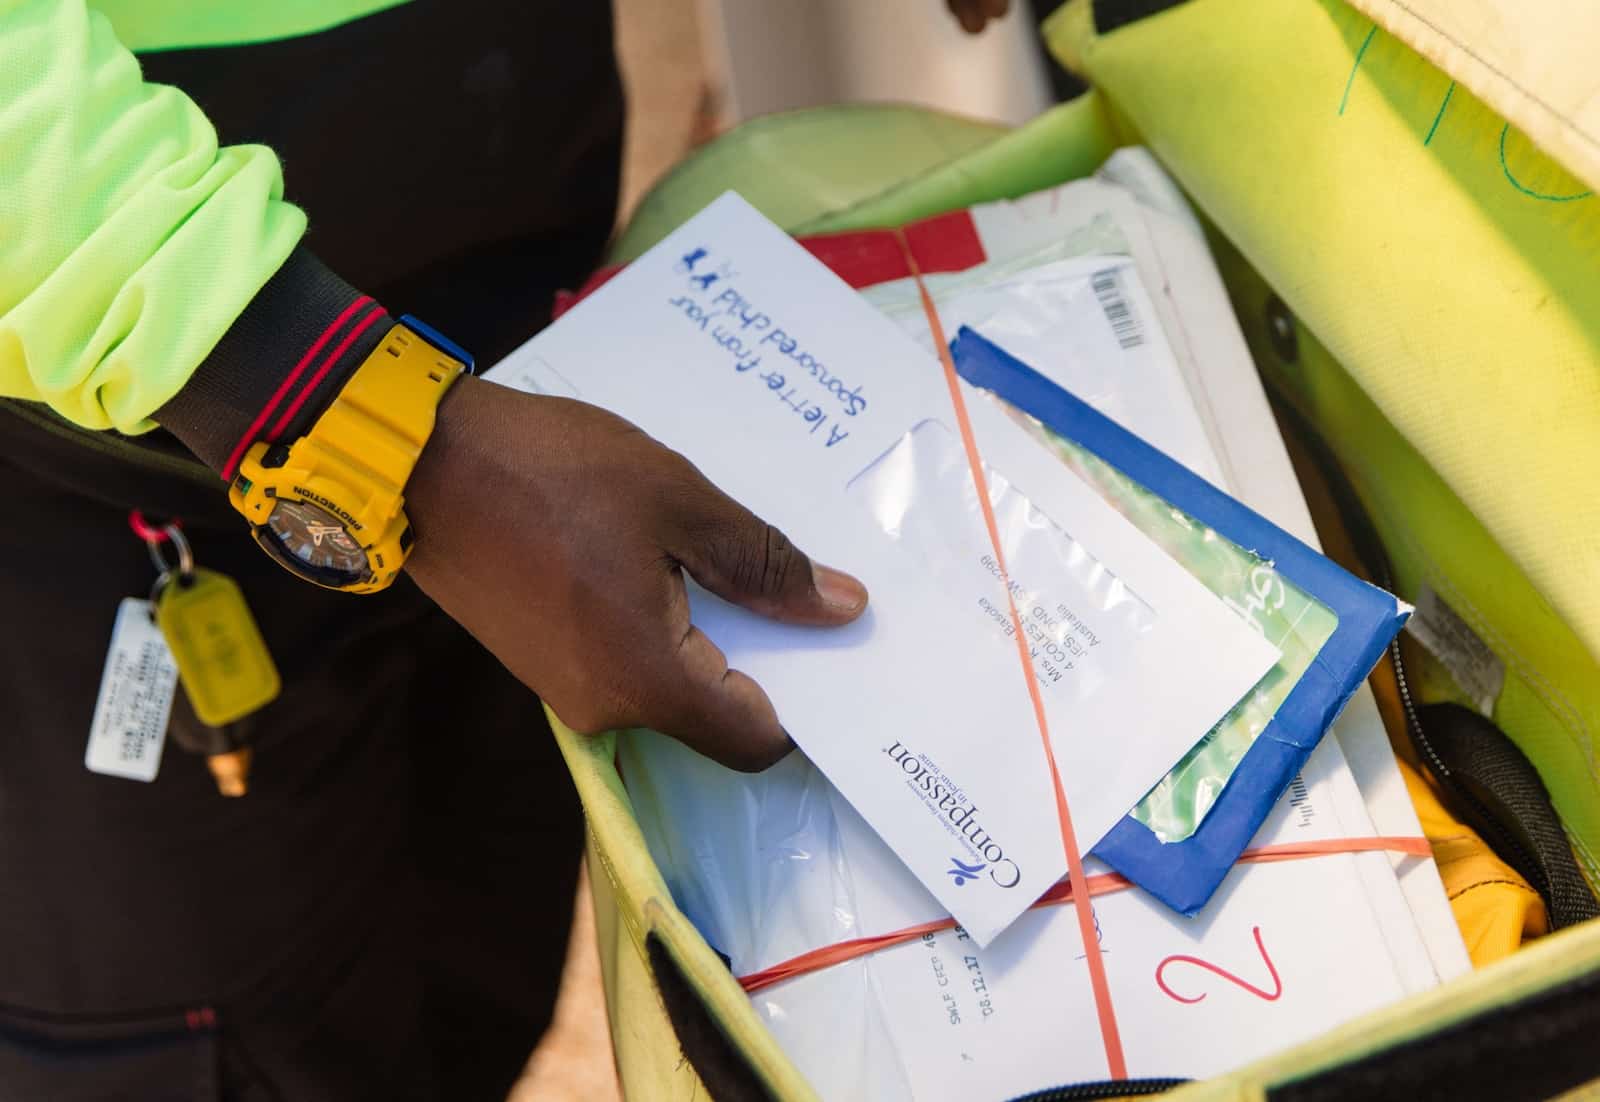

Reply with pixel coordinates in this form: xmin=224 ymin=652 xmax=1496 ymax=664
xmin=0 ymin=0 xmax=306 ymax=432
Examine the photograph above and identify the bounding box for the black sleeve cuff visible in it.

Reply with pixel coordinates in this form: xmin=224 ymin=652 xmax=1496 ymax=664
xmin=155 ymin=246 xmax=391 ymax=477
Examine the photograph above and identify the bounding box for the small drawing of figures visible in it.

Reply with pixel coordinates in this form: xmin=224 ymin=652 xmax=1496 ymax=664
xmin=691 ymin=263 xmax=735 ymax=291
xmin=676 ymin=247 xmax=736 ymax=289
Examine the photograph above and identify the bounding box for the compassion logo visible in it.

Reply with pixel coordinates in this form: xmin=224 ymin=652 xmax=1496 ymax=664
xmin=884 ymin=742 xmax=1021 ymax=889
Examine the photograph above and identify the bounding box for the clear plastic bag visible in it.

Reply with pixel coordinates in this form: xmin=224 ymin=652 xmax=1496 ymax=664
xmin=850 ymin=418 xmax=1155 ymax=710
xmin=875 ymin=246 xmax=1337 ymax=843
xmin=619 ymin=731 xmax=920 ymax=1102
xmin=1000 ymin=403 xmax=1338 ymax=842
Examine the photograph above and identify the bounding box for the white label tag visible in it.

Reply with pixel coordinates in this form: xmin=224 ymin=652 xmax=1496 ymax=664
xmin=84 ymin=598 xmax=178 ymax=782
xmin=1406 ymin=585 xmax=1506 ymax=717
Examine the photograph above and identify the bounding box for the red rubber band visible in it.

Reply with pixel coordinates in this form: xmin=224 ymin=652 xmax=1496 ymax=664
xmin=893 ymin=227 xmax=1128 ymax=1078
xmin=735 ymin=836 xmax=1431 ymax=995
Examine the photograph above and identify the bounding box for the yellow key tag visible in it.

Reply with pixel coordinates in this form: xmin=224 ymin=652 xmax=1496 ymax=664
xmin=155 ymin=568 xmax=281 ymax=727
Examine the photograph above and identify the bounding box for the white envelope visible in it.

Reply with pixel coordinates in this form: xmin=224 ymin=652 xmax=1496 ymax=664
xmin=486 ymin=192 xmax=1278 ymax=944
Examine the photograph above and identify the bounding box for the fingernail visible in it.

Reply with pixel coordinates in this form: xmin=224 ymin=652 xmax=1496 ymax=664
xmin=813 ymin=563 xmax=868 ymax=613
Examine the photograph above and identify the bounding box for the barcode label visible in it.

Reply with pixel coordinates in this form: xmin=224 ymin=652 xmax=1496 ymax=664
xmin=1091 ymin=268 xmax=1144 ymax=350
xmin=84 ymin=598 xmax=176 ymax=782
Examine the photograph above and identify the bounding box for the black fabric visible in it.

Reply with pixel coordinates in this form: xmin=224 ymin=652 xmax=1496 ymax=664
xmin=0 ymin=1 xmax=622 ymax=1097
xmin=1091 ymin=0 xmax=1193 ymax=35
xmin=135 ymin=0 xmax=623 ymax=367
xmin=0 ymin=412 xmax=586 ymax=1100
xmin=1267 ymin=962 xmax=1600 ymax=1102
xmin=646 ymin=935 xmax=774 ymax=1102
xmin=143 ymin=0 xmax=623 ymax=475
xmin=155 ymin=248 xmax=386 ymax=472
xmin=1415 ymin=703 xmax=1600 ymax=931
xmin=0 ymin=1005 xmax=220 ymax=1102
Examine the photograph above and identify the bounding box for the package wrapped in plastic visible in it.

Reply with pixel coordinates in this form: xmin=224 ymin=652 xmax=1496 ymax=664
xmin=619 ymin=736 xmax=918 ymax=1102
xmin=845 ymin=157 xmax=1385 ymax=909
xmin=1002 ymin=402 xmax=1339 ymax=843
xmin=620 ymin=718 xmax=1439 ymax=1099
xmin=615 ymin=274 xmax=1430 ymax=1097
xmin=865 ymin=221 xmax=1340 ymax=849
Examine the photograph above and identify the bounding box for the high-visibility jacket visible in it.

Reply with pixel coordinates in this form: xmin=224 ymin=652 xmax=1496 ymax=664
xmin=0 ymin=0 xmax=621 ymax=469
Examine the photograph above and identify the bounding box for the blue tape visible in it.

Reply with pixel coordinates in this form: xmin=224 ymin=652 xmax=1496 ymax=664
xmin=948 ymin=327 xmax=1408 ymax=916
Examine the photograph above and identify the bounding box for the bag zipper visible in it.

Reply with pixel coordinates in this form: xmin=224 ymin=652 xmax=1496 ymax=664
xmin=1263 ymin=384 xmax=1571 ymax=912
xmin=0 ymin=397 xmax=216 ymax=489
xmin=1007 ymin=1078 xmax=1189 ymax=1100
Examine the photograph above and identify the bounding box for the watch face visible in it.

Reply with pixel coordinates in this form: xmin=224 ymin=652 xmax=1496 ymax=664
xmin=260 ymin=499 xmax=369 ymax=584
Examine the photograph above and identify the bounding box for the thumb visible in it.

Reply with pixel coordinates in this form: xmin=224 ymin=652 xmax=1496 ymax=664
xmin=671 ymin=483 xmax=868 ymax=626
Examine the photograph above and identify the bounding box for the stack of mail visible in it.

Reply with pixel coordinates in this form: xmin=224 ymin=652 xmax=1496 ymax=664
xmin=622 ymin=718 xmax=1449 ymax=1097
xmin=492 ymin=189 xmax=1280 ymax=946
xmin=487 ymin=151 xmax=1470 ymax=1098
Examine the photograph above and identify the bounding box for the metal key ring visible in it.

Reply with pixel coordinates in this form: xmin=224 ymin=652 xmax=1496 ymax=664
xmin=146 ymin=523 xmax=195 ymax=583
xmin=149 ymin=571 xmax=171 ymax=612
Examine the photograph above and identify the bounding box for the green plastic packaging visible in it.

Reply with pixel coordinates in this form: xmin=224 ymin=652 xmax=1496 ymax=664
xmin=1005 ymin=405 xmax=1339 ymax=843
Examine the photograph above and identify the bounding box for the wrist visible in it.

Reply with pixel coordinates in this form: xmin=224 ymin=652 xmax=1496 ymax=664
xmin=404 ymin=374 xmax=474 ymax=576
xmin=406 ymin=381 xmax=593 ymax=590
xmin=227 ymin=318 xmax=467 ymax=594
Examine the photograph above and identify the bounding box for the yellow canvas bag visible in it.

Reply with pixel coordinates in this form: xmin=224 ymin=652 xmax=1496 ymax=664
xmin=564 ymin=3 xmax=1600 ymax=1096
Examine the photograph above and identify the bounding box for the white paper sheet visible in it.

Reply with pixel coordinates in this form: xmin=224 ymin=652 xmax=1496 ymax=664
xmin=487 ymin=192 xmax=1279 ymax=944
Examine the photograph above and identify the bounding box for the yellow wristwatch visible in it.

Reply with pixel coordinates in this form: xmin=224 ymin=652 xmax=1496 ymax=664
xmin=228 ymin=316 xmax=469 ymax=593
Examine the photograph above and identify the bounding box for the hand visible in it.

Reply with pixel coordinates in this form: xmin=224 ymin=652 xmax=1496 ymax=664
xmin=947 ymin=0 xmax=1011 ymax=33
xmin=404 ymin=376 xmax=870 ymax=771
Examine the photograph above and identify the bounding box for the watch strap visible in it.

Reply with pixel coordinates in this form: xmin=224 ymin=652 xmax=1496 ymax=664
xmin=304 ymin=322 xmax=467 ymax=490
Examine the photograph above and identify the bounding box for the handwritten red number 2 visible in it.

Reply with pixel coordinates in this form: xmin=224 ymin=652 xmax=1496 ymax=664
xmin=1155 ymin=926 xmax=1282 ymax=1005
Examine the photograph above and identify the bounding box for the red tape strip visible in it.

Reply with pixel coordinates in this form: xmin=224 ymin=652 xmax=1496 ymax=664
xmin=891 ymin=228 xmax=1128 ymax=1078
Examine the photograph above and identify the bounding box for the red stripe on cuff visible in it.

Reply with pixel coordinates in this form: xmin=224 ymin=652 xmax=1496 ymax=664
xmin=266 ymin=303 xmax=389 ymax=440
xmin=220 ymin=295 xmax=374 ymax=480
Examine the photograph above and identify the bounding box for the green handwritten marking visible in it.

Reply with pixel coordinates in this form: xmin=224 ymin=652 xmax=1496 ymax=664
xmin=1338 ymin=24 xmax=1377 ymax=116
xmin=1498 ymin=124 xmax=1593 ymax=202
xmin=1423 ymin=81 xmax=1454 ymax=146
